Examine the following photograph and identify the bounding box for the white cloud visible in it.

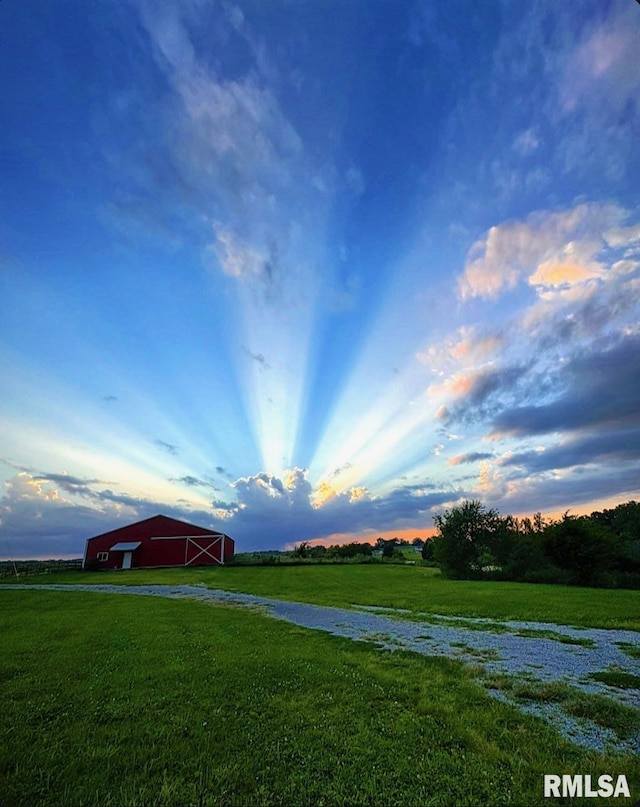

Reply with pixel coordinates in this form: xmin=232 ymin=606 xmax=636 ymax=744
xmin=513 ymin=128 xmax=540 ymax=156
xmin=559 ymin=3 xmax=640 ymax=118
xmin=131 ymin=0 xmax=313 ymax=295
xmin=605 ymin=222 xmax=640 ymax=249
xmin=210 ymin=224 xmax=267 ymax=279
xmin=458 ymin=202 xmax=626 ymax=300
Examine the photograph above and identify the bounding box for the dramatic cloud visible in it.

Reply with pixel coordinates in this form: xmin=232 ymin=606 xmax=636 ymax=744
xmin=0 ymin=468 xmax=458 ymax=557
xmin=491 ymin=334 xmax=640 ymax=438
xmin=32 ymin=473 xmax=106 ymax=497
xmin=430 ymin=364 xmax=529 ymax=427
xmin=198 ymin=468 xmax=457 ymax=547
xmin=501 ymin=430 xmax=640 ymax=474
xmin=0 ymin=472 xmax=224 ymax=559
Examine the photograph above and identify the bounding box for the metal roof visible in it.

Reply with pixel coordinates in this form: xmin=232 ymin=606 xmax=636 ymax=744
xmin=110 ymin=541 xmax=142 ymax=552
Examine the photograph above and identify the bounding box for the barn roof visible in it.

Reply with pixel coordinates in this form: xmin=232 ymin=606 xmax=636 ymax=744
xmin=88 ymin=514 xmax=232 ymax=542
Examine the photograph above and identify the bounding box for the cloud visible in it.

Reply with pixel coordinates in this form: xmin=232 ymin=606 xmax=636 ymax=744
xmin=491 ymin=333 xmax=640 ymax=438
xmin=242 ymin=345 xmax=269 ymax=368
xmin=448 ymin=452 xmax=494 ymax=466
xmin=501 ymin=429 xmax=640 ymax=474
xmin=559 ymin=3 xmax=640 ymax=119
xmin=513 ymin=128 xmax=540 ymax=156
xmin=0 ymin=472 xmax=225 ymax=559
xmin=605 ymin=222 xmax=640 ymax=250
xmin=528 ymin=259 xmax=603 ymax=288
xmin=448 ymin=329 xmax=503 ymax=362
xmin=0 ymin=465 xmax=458 ymax=559
xmin=154 ymin=439 xmax=179 ymax=456
xmin=170 ymin=475 xmax=219 ymax=491
xmin=551 ymin=0 xmax=640 ymax=184
xmin=430 ymin=363 xmax=529 ymax=427
xmin=101 ymin=0 xmax=316 ymax=308
xmin=458 ymin=202 xmax=625 ymax=301
xmin=149 ymin=15 xmax=305 ymax=245
xmin=212 ymin=468 xmax=456 ymax=549
xmin=329 ymin=462 xmax=353 ymax=479
xmin=210 ymin=225 xmax=271 ymax=280
xmin=497 ymin=466 xmax=640 ymax=517
xmin=521 ymin=265 xmax=640 ymax=354
xmin=32 ymin=473 xmax=105 ymax=497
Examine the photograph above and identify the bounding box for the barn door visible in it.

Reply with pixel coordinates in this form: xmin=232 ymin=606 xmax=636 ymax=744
xmin=185 ymin=536 xmax=222 ymax=565
xmin=122 ymin=551 xmax=133 ymax=570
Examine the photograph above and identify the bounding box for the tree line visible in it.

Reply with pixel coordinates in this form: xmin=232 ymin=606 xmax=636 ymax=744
xmin=292 ymin=536 xmax=420 ymax=561
xmin=427 ymin=499 xmax=640 ymax=588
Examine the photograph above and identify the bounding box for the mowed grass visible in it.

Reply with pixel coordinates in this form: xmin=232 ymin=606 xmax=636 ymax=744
xmin=11 ymin=563 xmax=640 ymax=630
xmin=1 ymin=590 xmax=638 ymax=807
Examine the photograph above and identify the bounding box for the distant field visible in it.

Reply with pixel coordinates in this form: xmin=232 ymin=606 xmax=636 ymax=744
xmin=1 ymin=588 xmax=638 ymax=807
xmin=5 ymin=563 xmax=640 ymax=630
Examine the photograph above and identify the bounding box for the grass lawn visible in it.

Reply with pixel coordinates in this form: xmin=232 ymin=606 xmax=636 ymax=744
xmin=1 ymin=589 xmax=638 ymax=807
xmin=8 ymin=563 xmax=640 ymax=630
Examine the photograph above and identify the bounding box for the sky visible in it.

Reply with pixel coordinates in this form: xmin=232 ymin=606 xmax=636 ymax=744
xmin=1 ymin=0 xmax=639 ymax=559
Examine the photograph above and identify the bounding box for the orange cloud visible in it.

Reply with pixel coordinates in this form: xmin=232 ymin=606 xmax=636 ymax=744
xmin=529 ymin=260 xmax=602 ymax=288
xmin=450 ymin=332 xmax=502 ymax=362
xmin=428 ymin=373 xmax=473 ymax=399
xmin=312 ymin=481 xmax=337 ymax=507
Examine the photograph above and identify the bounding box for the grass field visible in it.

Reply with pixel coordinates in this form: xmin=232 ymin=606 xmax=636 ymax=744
xmin=7 ymin=563 xmax=640 ymax=630
xmin=1 ymin=586 xmax=638 ymax=807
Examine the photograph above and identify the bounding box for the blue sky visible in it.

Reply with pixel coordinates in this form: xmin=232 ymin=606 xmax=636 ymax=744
xmin=1 ymin=0 xmax=639 ymax=558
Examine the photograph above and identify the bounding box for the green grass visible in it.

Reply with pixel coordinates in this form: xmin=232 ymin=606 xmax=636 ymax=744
xmin=617 ymin=642 xmax=640 ymax=660
xmin=589 ymin=670 xmax=640 ymax=690
xmin=483 ymin=676 xmax=640 ymax=740
xmin=1 ymin=590 xmax=638 ymax=807
xmin=7 ymin=563 xmax=640 ymax=630
xmin=449 ymin=642 xmax=501 ymax=661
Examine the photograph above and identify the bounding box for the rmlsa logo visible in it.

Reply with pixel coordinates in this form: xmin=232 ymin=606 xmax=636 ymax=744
xmin=544 ymin=774 xmax=630 ymax=798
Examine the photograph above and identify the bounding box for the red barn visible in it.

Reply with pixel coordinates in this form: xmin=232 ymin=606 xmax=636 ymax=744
xmin=83 ymin=514 xmax=234 ymax=571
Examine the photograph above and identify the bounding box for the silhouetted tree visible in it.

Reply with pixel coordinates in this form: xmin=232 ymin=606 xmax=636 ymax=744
xmin=432 ymin=500 xmax=504 ymax=578
xmin=539 ymin=515 xmax=620 ymax=587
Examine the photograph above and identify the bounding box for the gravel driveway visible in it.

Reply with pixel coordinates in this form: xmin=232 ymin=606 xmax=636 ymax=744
xmin=5 ymin=583 xmax=639 ymax=754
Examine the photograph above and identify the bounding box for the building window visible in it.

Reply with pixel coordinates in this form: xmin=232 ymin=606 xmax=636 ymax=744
xmin=97 ymin=552 xmax=109 ymax=561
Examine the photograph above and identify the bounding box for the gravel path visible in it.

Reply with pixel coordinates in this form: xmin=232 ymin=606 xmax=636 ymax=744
xmin=5 ymin=583 xmax=639 ymax=754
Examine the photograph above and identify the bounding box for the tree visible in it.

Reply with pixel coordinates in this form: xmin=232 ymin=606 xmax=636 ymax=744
xmin=540 ymin=515 xmax=620 ymax=587
xmin=432 ymin=500 xmax=503 ymax=578
xmin=292 ymin=541 xmax=310 ymax=559
xmin=381 ymin=540 xmax=396 ymax=558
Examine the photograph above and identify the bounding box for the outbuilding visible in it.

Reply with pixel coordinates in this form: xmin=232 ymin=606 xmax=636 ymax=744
xmin=83 ymin=514 xmax=234 ymax=571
